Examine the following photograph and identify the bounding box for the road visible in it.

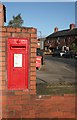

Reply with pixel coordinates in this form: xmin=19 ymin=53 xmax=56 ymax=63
xmin=45 ymin=55 xmax=76 ymax=70
xmin=36 ymin=55 xmax=76 ymax=84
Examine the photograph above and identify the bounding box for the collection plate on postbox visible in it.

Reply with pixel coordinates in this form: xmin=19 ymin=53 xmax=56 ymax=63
xmin=7 ymin=38 xmax=29 ymax=90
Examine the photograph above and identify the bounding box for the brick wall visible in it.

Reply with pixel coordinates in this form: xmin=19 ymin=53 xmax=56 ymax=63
xmin=1 ymin=94 xmax=77 ymax=118
xmin=0 ymin=26 xmax=37 ymax=118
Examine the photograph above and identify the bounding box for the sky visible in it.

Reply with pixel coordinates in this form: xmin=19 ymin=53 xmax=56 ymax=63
xmin=2 ymin=2 xmax=76 ymax=38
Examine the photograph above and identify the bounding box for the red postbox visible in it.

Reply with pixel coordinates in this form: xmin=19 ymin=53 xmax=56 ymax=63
xmin=36 ymin=56 xmax=42 ymax=70
xmin=7 ymin=38 xmax=29 ymax=90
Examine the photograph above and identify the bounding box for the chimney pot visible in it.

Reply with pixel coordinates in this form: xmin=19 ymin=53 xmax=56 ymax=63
xmin=54 ymin=27 xmax=58 ymax=32
xmin=70 ymin=23 xmax=76 ymax=30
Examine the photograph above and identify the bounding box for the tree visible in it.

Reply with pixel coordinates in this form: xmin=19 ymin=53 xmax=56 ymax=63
xmin=8 ymin=14 xmax=24 ymax=27
xmin=70 ymin=43 xmax=77 ymax=52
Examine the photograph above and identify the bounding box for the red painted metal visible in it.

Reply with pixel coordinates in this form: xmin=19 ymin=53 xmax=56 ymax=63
xmin=7 ymin=38 xmax=29 ymax=90
xmin=36 ymin=56 xmax=42 ymax=69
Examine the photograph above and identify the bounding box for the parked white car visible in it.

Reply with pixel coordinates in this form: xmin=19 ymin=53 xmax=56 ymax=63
xmin=60 ymin=51 xmax=66 ymax=57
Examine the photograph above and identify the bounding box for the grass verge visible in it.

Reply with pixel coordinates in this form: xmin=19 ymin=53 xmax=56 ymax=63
xmin=36 ymin=83 xmax=77 ymax=95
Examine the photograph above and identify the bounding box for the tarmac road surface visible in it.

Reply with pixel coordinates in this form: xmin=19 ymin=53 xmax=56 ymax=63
xmin=36 ymin=56 xmax=76 ymax=84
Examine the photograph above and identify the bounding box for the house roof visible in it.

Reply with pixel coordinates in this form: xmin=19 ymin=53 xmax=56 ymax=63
xmin=46 ymin=28 xmax=77 ymax=39
xmin=66 ymin=28 xmax=77 ymax=36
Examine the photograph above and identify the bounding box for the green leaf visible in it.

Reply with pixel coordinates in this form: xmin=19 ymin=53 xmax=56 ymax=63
xmin=8 ymin=13 xmax=24 ymax=27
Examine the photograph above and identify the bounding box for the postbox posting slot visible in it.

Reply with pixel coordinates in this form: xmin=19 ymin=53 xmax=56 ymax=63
xmin=11 ymin=46 xmax=26 ymax=49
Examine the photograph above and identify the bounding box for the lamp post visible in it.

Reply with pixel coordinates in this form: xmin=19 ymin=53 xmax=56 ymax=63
xmin=38 ymin=31 xmax=42 ymax=38
xmin=38 ymin=31 xmax=44 ymax=50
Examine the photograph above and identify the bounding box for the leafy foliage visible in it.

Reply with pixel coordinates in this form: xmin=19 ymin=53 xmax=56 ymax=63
xmin=8 ymin=14 xmax=24 ymax=27
xmin=70 ymin=43 xmax=77 ymax=52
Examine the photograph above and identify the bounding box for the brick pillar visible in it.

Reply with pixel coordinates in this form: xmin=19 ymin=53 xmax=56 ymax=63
xmin=0 ymin=26 xmax=37 ymax=118
xmin=0 ymin=4 xmax=4 ymax=26
xmin=0 ymin=4 xmax=5 ymax=119
xmin=0 ymin=4 xmax=37 ymax=118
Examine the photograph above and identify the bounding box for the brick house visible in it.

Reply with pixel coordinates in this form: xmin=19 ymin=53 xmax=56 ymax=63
xmin=44 ymin=24 xmax=77 ymax=53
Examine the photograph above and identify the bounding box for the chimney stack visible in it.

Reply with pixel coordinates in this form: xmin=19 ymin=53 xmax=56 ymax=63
xmin=54 ymin=27 xmax=58 ymax=32
xmin=0 ymin=4 xmax=6 ymax=26
xmin=70 ymin=23 xmax=76 ymax=30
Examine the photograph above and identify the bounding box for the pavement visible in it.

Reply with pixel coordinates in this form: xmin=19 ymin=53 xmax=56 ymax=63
xmin=36 ymin=56 xmax=75 ymax=84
